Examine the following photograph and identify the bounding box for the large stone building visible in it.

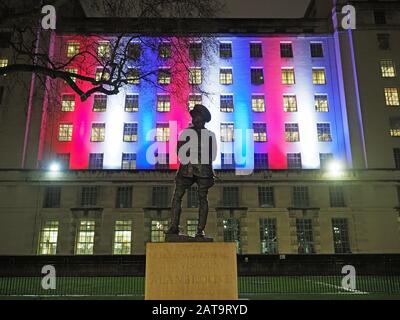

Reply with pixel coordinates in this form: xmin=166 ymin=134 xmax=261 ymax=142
xmin=0 ymin=0 xmax=399 ymax=255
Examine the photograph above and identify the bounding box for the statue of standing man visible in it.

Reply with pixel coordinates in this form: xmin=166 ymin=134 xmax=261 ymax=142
xmin=166 ymin=104 xmax=217 ymax=238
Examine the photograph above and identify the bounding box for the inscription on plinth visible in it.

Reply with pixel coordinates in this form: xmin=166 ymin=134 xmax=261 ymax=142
xmin=145 ymin=242 xmax=238 ymax=300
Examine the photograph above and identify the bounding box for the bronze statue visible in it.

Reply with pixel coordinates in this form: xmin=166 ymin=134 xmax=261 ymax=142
xmin=166 ymin=104 xmax=217 ymax=238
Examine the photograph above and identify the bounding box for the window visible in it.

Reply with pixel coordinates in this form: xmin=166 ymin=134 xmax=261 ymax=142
xmin=88 ymin=153 xmax=103 ymax=169
xmin=221 ymin=123 xmax=234 ymax=142
xmin=250 ymin=42 xmax=263 ymax=58
xmin=158 ymin=68 xmax=171 ymax=85
xmin=283 ymin=95 xmax=297 ymax=112
xmin=287 ymin=153 xmax=302 ymax=169
xmin=320 ymin=153 xmax=333 ymax=169
xmin=255 ymin=153 xmax=269 ymax=169
xmin=220 ymin=42 xmax=232 ymax=58
xmin=188 ymin=94 xmax=202 ymax=111
xmin=122 ymin=153 xmax=136 ymax=169
xmin=223 ymin=187 xmax=239 ymax=207
xmin=251 ymin=68 xmax=264 ymax=85
xmin=223 ymin=218 xmax=241 ymax=254
xmin=122 ymin=123 xmax=138 ymax=142
xmin=220 ymin=95 xmax=234 ymax=112
xmin=97 ymin=41 xmax=111 ymax=58
xmin=0 ymin=58 xmax=7 ymax=68
xmin=377 ymin=33 xmax=390 ymax=50
xmin=66 ymin=41 xmax=80 ymax=57
xmin=113 ymin=221 xmax=132 ymax=255
xmin=38 ymin=221 xmax=59 ymax=255
xmin=56 ymin=153 xmax=70 ymax=169
xmin=76 ymin=220 xmax=95 ymax=255
xmin=91 ymin=123 xmax=105 ymax=142
xmin=189 ymin=42 xmax=202 ymax=60
xmin=92 ymin=95 xmax=107 ymax=112
xmin=127 ymin=68 xmax=140 ymax=84
xmin=189 ymin=67 xmax=202 ymax=85
xmin=374 ymin=10 xmax=386 ymax=25
xmin=116 ymin=186 xmax=133 ymax=208
xmin=293 ymin=186 xmax=310 ymax=208
xmin=43 ymin=187 xmax=61 ymax=208
xmin=260 ymin=218 xmax=277 ymax=254
xmin=58 ymin=124 xmax=73 ymax=141
xmin=187 ymin=186 xmax=199 ymax=208
xmin=221 ymin=153 xmax=235 ymax=169
xmin=152 ymin=186 xmax=169 ymax=207
xmin=329 ymin=186 xmax=346 ymax=207
xmin=80 ymin=186 xmax=98 ymax=207
xmin=389 ymin=117 xmax=400 ymax=137
xmin=95 ymin=67 xmax=110 ymax=82
xmin=285 ymin=123 xmax=300 ymax=142
xmin=394 ymin=148 xmax=400 ymax=169
xmin=156 ymin=123 xmax=170 ymax=142
xmin=157 ymin=95 xmax=170 ymax=112
xmin=0 ymin=86 xmax=4 ymax=104
xmin=159 ymin=42 xmax=172 ymax=59
xmin=385 ymin=88 xmax=400 ymax=106
xmin=61 ymin=94 xmax=75 ymax=112
xmin=397 ymin=186 xmax=400 ymax=206
xmin=127 ymin=42 xmax=141 ymax=60
xmin=252 ymin=95 xmax=265 ymax=112
xmin=310 ymin=42 xmax=323 ymax=58
xmin=187 ymin=220 xmax=198 ymax=237
xmin=155 ymin=153 xmax=169 ymax=170
xmin=253 ymin=123 xmax=267 ymax=142
xmin=125 ymin=94 xmax=139 ymax=112
xmin=282 ymin=68 xmax=295 ymax=85
xmin=312 ymin=68 xmax=326 ymax=85
xmin=280 ymin=42 xmax=293 ymax=58
xmin=317 ymin=123 xmax=332 ymax=142
xmin=332 ymin=218 xmax=351 ymax=253
xmin=151 ymin=220 xmax=168 ymax=242
xmin=65 ymin=67 xmax=77 ymax=82
xmin=381 ymin=60 xmax=396 ymax=78
xmin=220 ymin=68 xmax=233 ymax=85
xmin=315 ymin=94 xmax=329 ymax=112
xmin=296 ymin=219 xmax=314 ymax=254
xmin=258 ymin=186 xmax=274 ymax=207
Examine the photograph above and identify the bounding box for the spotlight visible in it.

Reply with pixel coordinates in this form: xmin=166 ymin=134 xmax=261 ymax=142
xmin=49 ymin=163 xmax=60 ymax=172
xmin=327 ymin=161 xmax=343 ymax=177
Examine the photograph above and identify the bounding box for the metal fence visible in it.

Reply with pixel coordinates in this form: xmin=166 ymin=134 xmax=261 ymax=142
xmin=0 ymin=255 xmax=399 ymax=298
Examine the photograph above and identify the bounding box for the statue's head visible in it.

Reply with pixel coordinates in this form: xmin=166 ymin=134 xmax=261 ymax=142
xmin=190 ymin=104 xmax=211 ymax=128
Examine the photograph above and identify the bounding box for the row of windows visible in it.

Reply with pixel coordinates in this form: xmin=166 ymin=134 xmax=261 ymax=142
xmin=65 ymin=41 xmax=325 ymax=60
xmin=37 ymin=217 xmax=351 ymax=255
xmin=43 ymin=183 xmax=347 ymax=209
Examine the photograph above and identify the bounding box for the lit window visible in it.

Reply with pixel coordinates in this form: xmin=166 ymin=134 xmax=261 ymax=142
xmin=220 ymin=68 xmax=233 ymax=85
xmin=66 ymin=41 xmax=80 ymax=57
xmin=123 ymin=123 xmax=138 ymax=142
xmin=220 ymin=95 xmax=234 ymax=112
xmin=312 ymin=68 xmax=326 ymax=85
xmin=285 ymin=123 xmax=300 ymax=142
xmin=282 ymin=68 xmax=295 ymax=85
xmin=38 ymin=221 xmax=59 ymax=255
xmin=250 ymin=42 xmax=262 ymax=58
xmin=385 ymin=88 xmax=400 ymax=106
xmin=223 ymin=218 xmax=241 ymax=254
xmin=157 ymin=95 xmax=170 ymax=112
xmin=127 ymin=68 xmax=140 ymax=84
xmin=189 ymin=67 xmax=202 ymax=85
xmin=0 ymin=58 xmax=8 ymax=68
xmin=113 ymin=221 xmax=132 ymax=255
xmin=220 ymin=42 xmax=232 ymax=58
xmin=280 ymin=42 xmax=293 ymax=58
xmin=156 ymin=123 xmax=170 ymax=142
xmin=61 ymin=94 xmax=75 ymax=112
xmin=287 ymin=153 xmax=302 ymax=169
xmin=65 ymin=67 xmax=77 ymax=82
xmin=127 ymin=42 xmax=141 ymax=60
xmin=97 ymin=41 xmax=111 ymax=58
xmin=58 ymin=124 xmax=73 ymax=141
xmin=332 ymin=218 xmax=351 ymax=253
xmin=317 ymin=123 xmax=332 ymax=142
xmin=283 ymin=95 xmax=297 ymax=112
xmin=296 ymin=218 xmax=314 ymax=254
xmin=122 ymin=153 xmax=136 ymax=169
xmin=253 ymin=123 xmax=267 ymax=142
xmin=75 ymin=220 xmax=95 ymax=255
xmin=381 ymin=60 xmax=396 ymax=78
xmin=221 ymin=123 xmax=234 ymax=142
xmin=158 ymin=68 xmax=171 ymax=85
xmin=251 ymin=68 xmax=264 ymax=84
xmin=189 ymin=42 xmax=202 ymax=60
xmin=125 ymin=94 xmax=139 ymax=112
xmin=252 ymin=95 xmax=265 ymax=112
xmin=259 ymin=218 xmax=277 ymax=254
xmin=92 ymin=95 xmax=107 ymax=112
xmin=95 ymin=67 xmax=110 ymax=82
xmin=390 ymin=117 xmax=400 ymax=137
xmin=187 ymin=219 xmax=199 ymax=237
xmin=188 ymin=94 xmax=202 ymax=111
xmin=315 ymin=94 xmax=329 ymax=112
xmin=88 ymin=153 xmax=103 ymax=169
xmin=91 ymin=123 xmax=105 ymax=142
xmin=151 ymin=220 xmax=168 ymax=242
xmin=159 ymin=42 xmax=172 ymax=58
xmin=310 ymin=42 xmax=323 ymax=58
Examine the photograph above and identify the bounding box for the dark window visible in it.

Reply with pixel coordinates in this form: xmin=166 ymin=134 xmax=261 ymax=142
xmin=0 ymin=86 xmax=4 ymax=104
xmin=258 ymin=186 xmax=274 ymax=207
xmin=394 ymin=148 xmax=400 ymax=169
xmin=280 ymin=42 xmax=293 ymax=58
xmin=56 ymin=153 xmax=70 ymax=169
xmin=250 ymin=43 xmax=263 ymax=58
xmin=220 ymin=95 xmax=234 ymax=112
xmin=116 ymin=186 xmax=133 ymax=208
xmin=220 ymin=42 xmax=232 ymax=58
xmin=43 ymin=187 xmax=61 ymax=208
xmin=127 ymin=42 xmax=141 ymax=60
xmin=121 ymin=153 xmax=136 ymax=169
xmin=251 ymin=68 xmax=264 ymax=84
xmin=296 ymin=219 xmax=315 ymax=254
xmin=125 ymin=94 xmax=138 ymax=112
xmin=221 ymin=153 xmax=235 ymax=169
xmin=332 ymin=218 xmax=351 ymax=253
xmin=152 ymin=186 xmax=169 ymax=207
xmin=88 ymin=153 xmax=103 ymax=169
xmin=187 ymin=186 xmax=199 ymax=208
xmin=397 ymin=186 xmax=400 ymax=206
xmin=319 ymin=153 xmax=333 ymax=170
xmin=189 ymin=42 xmax=202 ymax=60
xmin=92 ymin=95 xmax=107 ymax=112
xmin=254 ymin=153 xmax=269 ymax=169
xmin=223 ymin=187 xmax=239 ymax=207
xmin=223 ymin=218 xmax=241 ymax=254
xmin=159 ymin=42 xmax=172 ymax=58
xmin=260 ymin=218 xmax=277 ymax=254
xmin=293 ymin=186 xmax=309 ymax=208
xmin=374 ymin=10 xmax=386 ymax=25
xmin=377 ymin=33 xmax=390 ymax=50
xmin=287 ymin=153 xmax=302 ymax=169
xmin=310 ymin=42 xmax=324 ymax=58
xmin=81 ymin=186 xmax=98 ymax=207
xmin=329 ymin=186 xmax=346 ymax=207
